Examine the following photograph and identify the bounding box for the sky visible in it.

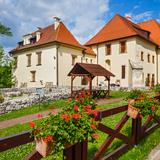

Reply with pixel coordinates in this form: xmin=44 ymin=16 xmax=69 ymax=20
xmin=0 ymin=0 xmax=160 ymax=53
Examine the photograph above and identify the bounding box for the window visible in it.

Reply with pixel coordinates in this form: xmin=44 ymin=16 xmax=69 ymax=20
xmin=72 ymin=55 xmax=77 ymax=65
xmin=121 ymin=65 xmax=125 ymax=79
xmin=105 ymin=44 xmax=111 ymax=55
xmin=120 ymin=41 xmax=126 ymax=53
xmin=13 ymin=57 xmax=18 ymax=68
xmin=30 ymin=71 xmax=36 ymax=82
xmin=152 ymin=55 xmax=155 ymax=64
xmin=86 ymin=58 xmax=88 ymax=63
xmin=36 ymin=52 xmax=42 ymax=65
xmin=147 ymin=54 xmax=150 ymax=63
xmin=26 ymin=54 xmax=31 ymax=67
xmin=90 ymin=59 xmax=93 ymax=63
xmin=141 ymin=52 xmax=144 ymax=61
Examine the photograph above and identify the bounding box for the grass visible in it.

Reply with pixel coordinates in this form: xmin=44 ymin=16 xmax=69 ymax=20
xmin=1 ymin=100 xmax=160 ymax=160
xmin=109 ymin=90 xmax=129 ymax=99
xmin=0 ymin=99 xmax=67 ymax=122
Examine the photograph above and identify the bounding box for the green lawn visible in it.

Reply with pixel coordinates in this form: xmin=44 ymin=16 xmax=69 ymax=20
xmin=1 ymin=100 xmax=160 ymax=160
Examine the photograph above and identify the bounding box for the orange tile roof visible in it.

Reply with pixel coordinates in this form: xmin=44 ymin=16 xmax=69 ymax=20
xmin=11 ymin=22 xmax=87 ymax=53
xmin=85 ymin=14 xmax=157 ymax=46
xmin=138 ymin=20 xmax=160 ymax=46
xmin=83 ymin=46 xmax=96 ymax=56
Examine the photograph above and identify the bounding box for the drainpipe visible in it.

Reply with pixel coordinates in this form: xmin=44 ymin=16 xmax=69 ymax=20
xmin=96 ymin=45 xmax=99 ymax=86
xmin=56 ymin=44 xmax=60 ymax=86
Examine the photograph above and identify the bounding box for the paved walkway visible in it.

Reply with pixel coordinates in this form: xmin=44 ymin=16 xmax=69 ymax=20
xmin=0 ymin=109 xmax=59 ymax=129
xmin=0 ymin=97 xmax=123 ymax=129
xmin=147 ymin=144 xmax=160 ymax=160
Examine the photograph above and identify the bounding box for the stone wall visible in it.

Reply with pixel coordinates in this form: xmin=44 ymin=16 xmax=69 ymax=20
xmin=0 ymin=86 xmax=75 ymax=114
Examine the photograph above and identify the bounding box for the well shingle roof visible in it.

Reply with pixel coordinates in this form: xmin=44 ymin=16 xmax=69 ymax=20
xmin=68 ymin=63 xmax=115 ymax=77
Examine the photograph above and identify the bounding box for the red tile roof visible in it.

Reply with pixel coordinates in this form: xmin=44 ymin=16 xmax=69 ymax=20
xmin=85 ymin=14 xmax=157 ymax=46
xmin=138 ymin=20 xmax=160 ymax=46
xmin=11 ymin=22 xmax=95 ymax=56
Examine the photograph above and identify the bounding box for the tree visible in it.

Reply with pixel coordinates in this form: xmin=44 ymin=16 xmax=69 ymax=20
xmin=0 ymin=22 xmax=12 ymax=36
xmin=0 ymin=46 xmax=14 ymax=88
xmin=0 ymin=23 xmax=13 ymax=88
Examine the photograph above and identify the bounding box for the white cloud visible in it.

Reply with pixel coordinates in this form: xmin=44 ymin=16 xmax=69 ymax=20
xmin=125 ymin=11 xmax=153 ymax=23
xmin=0 ymin=0 xmax=110 ymax=50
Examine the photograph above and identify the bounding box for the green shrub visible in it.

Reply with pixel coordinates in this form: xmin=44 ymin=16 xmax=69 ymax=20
xmin=125 ymin=89 xmax=143 ymax=100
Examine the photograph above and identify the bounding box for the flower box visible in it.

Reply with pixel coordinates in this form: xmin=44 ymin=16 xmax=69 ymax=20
xmin=35 ymin=138 xmax=53 ymax=157
xmin=127 ymin=104 xmax=140 ymax=119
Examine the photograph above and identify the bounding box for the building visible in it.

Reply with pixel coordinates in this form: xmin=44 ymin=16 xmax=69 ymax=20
xmin=10 ymin=17 xmax=96 ymax=88
xmin=10 ymin=14 xmax=160 ymax=88
xmin=85 ymin=14 xmax=160 ymax=88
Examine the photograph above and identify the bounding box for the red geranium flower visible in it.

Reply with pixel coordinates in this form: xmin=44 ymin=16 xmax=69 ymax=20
xmin=92 ymin=133 xmax=99 ymax=139
xmin=37 ymin=113 xmax=43 ymax=118
xmin=92 ymin=110 xmax=98 ymax=118
xmin=91 ymin=124 xmax=97 ymax=129
xmin=61 ymin=114 xmax=70 ymax=122
xmin=72 ymin=114 xmax=81 ymax=119
xmin=29 ymin=121 xmax=35 ymax=128
xmin=74 ymin=105 xmax=79 ymax=111
xmin=43 ymin=135 xmax=55 ymax=143
xmin=152 ymin=106 xmax=156 ymax=111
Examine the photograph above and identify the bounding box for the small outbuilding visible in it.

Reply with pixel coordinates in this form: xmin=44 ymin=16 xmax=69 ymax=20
xmin=68 ymin=63 xmax=115 ymax=98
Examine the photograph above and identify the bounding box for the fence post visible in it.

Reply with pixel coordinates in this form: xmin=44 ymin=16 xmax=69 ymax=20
xmin=63 ymin=140 xmax=87 ymax=160
xmin=132 ymin=116 xmax=142 ymax=145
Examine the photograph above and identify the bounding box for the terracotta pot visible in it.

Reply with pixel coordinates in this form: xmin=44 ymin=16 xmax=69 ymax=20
xmin=127 ymin=104 xmax=140 ymax=119
xmin=35 ymin=138 xmax=53 ymax=157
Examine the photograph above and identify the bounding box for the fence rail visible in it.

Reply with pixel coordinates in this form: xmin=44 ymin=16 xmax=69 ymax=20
xmin=0 ymin=98 xmax=160 ymax=160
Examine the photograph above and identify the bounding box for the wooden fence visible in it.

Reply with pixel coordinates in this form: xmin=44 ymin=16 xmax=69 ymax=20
xmin=0 ymin=97 xmax=160 ymax=159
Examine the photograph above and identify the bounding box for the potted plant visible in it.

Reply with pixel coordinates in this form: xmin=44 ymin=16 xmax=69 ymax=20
xmin=127 ymin=97 xmax=159 ymax=119
xmin=29 ymin=92 xmax=99 ymax=159
xmin=153 ymin=84 xmax=160 ymax=96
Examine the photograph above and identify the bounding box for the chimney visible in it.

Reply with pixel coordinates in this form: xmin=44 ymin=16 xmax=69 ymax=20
xmin=36 ymin=31 xmax=41 ymax=42
xmin=53 ymin=16 xmax=61 ymax=30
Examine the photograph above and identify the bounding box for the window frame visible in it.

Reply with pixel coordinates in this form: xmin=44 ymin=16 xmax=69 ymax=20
xmin=152 ymin=55 xmax=155 ymax=64
xmin=26 ymin=54 xmax=32 ymax=67
xmin=105 ymin=44 xmax=111 ymax=55
xmin=141 ymin=51 xmax=144 ymax=61
xmin=30 ymin=71 xmax=36 ymax=82
xmin=147 ymin=54 xmax=150 ymax=63
xmin=120 ymin=41 xmax=126 ymax=53
xmin=71 ymin=55 xmax=77 ymax=65
xmin=36 ymin=51 xmax=42 ymax=66
xmin=121 ymin=65 xmax=126 ymax=79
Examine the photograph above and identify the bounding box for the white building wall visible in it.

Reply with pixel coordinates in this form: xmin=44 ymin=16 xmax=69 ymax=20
xmin=135 ymin=38 xmax=157 ymax=86
xmin=90 ymin=37 xmax=157 ymax=88
xmin=157 ymin=48 xmax=160 ymax=83
xmin=58 ymin=46 xmax=83 ymax=86
xmin=13 ymin=45 xmax=57 ymax=88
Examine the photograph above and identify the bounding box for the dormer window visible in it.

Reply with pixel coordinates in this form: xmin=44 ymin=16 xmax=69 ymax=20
xmin=30 ymin=37 xmax=36 ymax=44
